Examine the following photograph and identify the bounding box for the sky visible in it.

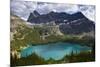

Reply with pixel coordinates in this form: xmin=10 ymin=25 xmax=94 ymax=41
xmin=11 ymin=0 xmax=95 ymax=22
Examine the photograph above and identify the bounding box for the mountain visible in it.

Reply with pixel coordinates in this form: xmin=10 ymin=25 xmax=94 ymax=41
xmin=10 ymin=14 xmax=64 ymax=49
xmin=27 ymin=11 xmax=95 ymax=34
xmin=59 ymin=18 xmax=95 ymax=34
xmin=10 ymin=14 xmax=95 ymax=50
xmin=10 ymin=14 xmax=28 ymax=41
xmin=27 ymin=10 xmax=40 ymax=22
xmin=27 ymin=11 xmax=86 ymax=23
xmin=10 ymin=14 xmax=42 ymax=49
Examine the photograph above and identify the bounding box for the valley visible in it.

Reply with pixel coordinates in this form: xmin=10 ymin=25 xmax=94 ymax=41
xmin=10 ymin=11 xmax=95 ymax=66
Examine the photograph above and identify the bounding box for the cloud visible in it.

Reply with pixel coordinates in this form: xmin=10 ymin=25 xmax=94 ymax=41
xmin=11 ymin=0 xmax=37 ymax=20
xmin=79 ymin=5 xmax=95 ymax=21
xmin=35 ymin=3 xmax=79 ymax=14
xmin=11 ymin=0 xmax=95 ymax=21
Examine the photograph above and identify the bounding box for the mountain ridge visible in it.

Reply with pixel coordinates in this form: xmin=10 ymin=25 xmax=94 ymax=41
xmin=27 ymin=11 xmax=89 ymax=23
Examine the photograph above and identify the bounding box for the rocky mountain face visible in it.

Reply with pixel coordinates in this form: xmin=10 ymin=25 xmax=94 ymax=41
xmin=59 ymin=18 xmax=95 ymax=34
xmin=27 ymin=11 xmax=86 ymax=23
xmin=27 ymin=10 xmax=95 ymax=35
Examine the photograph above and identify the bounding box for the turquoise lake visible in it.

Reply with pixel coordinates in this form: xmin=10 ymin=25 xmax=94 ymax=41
xmin=21 ymin=42 xmax=91 ymax=60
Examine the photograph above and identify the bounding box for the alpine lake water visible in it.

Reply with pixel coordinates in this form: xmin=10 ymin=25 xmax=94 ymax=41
xmin=21 ymin=42 xmax=91 ymax=60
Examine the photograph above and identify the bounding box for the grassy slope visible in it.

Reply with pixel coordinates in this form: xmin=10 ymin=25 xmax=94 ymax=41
xmin=11 ymin=21 xmax=63 ymax=49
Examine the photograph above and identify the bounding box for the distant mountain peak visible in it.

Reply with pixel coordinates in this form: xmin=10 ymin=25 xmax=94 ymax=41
xmin=32 ymin=10 xmax=40 ymax=17
xmin=71 ymin=12 xmax=86 ymax=18
xmin=27 ymin=10 xmax=40 ymax=22
xmin=73 ymin=12 xmax=83 ymax=15
xmin=49 ymin=11 xmax=55 ymax=14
